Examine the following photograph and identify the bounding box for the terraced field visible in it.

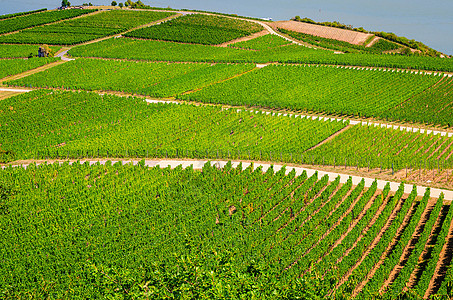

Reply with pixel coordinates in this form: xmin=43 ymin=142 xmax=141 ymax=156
xmin=1 ymin=6 xmax=453 ymax=299
xmin=0 ymin=10 xmax=175 ymax=45
xmin=2 ymin=161 xmax=453 ymax=298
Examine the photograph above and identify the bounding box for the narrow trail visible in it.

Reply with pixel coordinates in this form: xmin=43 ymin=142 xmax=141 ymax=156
xmin=2 ymin=158 xmax=452 ymax=200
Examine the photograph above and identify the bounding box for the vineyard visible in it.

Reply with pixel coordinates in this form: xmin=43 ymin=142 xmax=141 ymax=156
xmin=0 ymin=57 xmax=58 ymax=80
xmin=1 ymin=161 xmax=453 ymax=298
xmin=124 ymin=13 xmax=263 ymax=45
xmin=0 ymin=8 xmax=47 ymax=21
xmin=0 ymin=90 xmax=346 ymax=162
xmin=182 ymin=64 xmax=442 ymax=118
xmin=228 ymin=34 xmax=292 ymax=50
xmin=0 ymin=44 xmax=60 ymax=58
xmin=68 ymin=36 xmax=453 ymax=72
xmin=384 ymin=76 xmax=453 ymax=127
xmin=7 ymin=58 xmax=256 ymax=97
xmin=0 ymin=10 xmax=175 ymax=45
xmin=0 ymin=9 xmax=94 ymax=35
xmin=2 ymin=6 xmax=453 ymax=299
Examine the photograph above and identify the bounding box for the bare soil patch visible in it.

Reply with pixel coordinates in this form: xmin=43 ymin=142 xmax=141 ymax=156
xmin=269 ymin=21 xmax=373 ymax=45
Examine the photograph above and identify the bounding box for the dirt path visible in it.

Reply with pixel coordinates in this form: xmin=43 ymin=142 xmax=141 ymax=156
xmin=0 ymin=90 xmax=21 ymax=100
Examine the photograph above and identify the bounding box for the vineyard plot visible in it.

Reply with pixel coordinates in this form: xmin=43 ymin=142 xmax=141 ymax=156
xmin=307 ymin=124 xmax=453 ymax=170
xmin=0 ymin=57 xmax=58 ymax=80
xmin=0 ymin=10 xmax=175 ymax=45
xmin=0 ymin=9 xmax=94 ymax=35
xmin=183 ymin=64 xmax=440 ymax=118
xmin=0 ymin=161 xmax=449 ymax=298
xmin=68 ymin=37 xmax=453 ymax=72
xmin=124 ymin=13 xmax=263 ymax=45
xmin=0 ymin=44 xmax=61 ymax=58
xmin=7 ymin=58 xmax=256 ymax=97
xmin=0 ymin=90 xmax=346 ymax=162
xmin=384 ymin=76 xmax=453 ymax=127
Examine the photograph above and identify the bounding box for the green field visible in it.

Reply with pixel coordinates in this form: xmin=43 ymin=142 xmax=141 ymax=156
xmin=1 ymin=161 xmax=452 ymax=298
xmin=183 ymin=64 xmax=441 ymax=118
xmin=0 ymin=44 xmax=61 ymax=58
xmin=0 ymin=57 xmax=58 ymax=80
xmin=384 ymin=76 xmax=453 ymax=127
xmin=307 ymin=124 xmax=453 ymax=170
xmin=0 ymin=9 xmax=94 ymax=35
xmin=0 ymin=90 xmax=347 ymax=162
xmin=7 ymin=58 xmax=255 ymax=97
xmin=68 ymin=37 xmax=453 ymax=71
xmin=0 ymin=10 xmax=175 ymax=45
xmin=124 ymin=13 xmax=263 ymax=45
xmin=229 ymin=34 xmax=292 ymax=50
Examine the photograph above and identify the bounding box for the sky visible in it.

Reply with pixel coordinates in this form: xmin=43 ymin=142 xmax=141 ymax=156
xmin=1 ymin=0 xmax=452 ymax=54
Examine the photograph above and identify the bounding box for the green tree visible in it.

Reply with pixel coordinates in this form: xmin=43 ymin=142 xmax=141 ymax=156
xmin=61 ymin=0 xmax=71 ymax=7
xmin=118 ymin=2 xmax=123 ymax=8
xmin=111 ymin=1 xmax=117 ymax=6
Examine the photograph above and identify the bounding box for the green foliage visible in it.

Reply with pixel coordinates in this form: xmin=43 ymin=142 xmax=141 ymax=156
xmin=0 ymin=9 xmax=93 ymax=35
xmin=229 ymin=34 xmax=291 ymax=50
xmin=0 ymin=90 xmax=346 ymax=162
xmin=384 ymin=77 xmax=453 ymax=127
xmin=68 ymin=37 xmax=453 ymax=72
xmin=307 ymin=124 xmax=453 ymax=170
xmin=182 ymin=64 xmax=440 ymax=119
xmin=125 ymin=13 xmax=263 ymax=45
xmin=0 ymin=57 xmax=58 ymax=80
xmin=368 ymin=38 xmax=401 ymax=52
xmin=0 ymin=10 xmax=175 ymax=45
xmin=8 ymin=58 xmax=255 ymax=97
xmin=0 ymin=44 xmax=60 ymax=58
xmin=0 ymin=160 xmax=428 ymax=298
xmin=0 ymin=8 xmax=47 ymax=20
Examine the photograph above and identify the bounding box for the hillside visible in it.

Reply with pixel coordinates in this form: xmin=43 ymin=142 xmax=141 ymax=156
xmin=1 ymin=3 xmax=453 ymax=299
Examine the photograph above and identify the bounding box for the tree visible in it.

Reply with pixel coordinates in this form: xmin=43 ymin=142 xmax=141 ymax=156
xmin=118 ymin=3 xmax=123 ymax=8
xmin=61 ymin=0 xmax=71 ymax=7
xmin=111 ymin=1 xmax=117 ymax=6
